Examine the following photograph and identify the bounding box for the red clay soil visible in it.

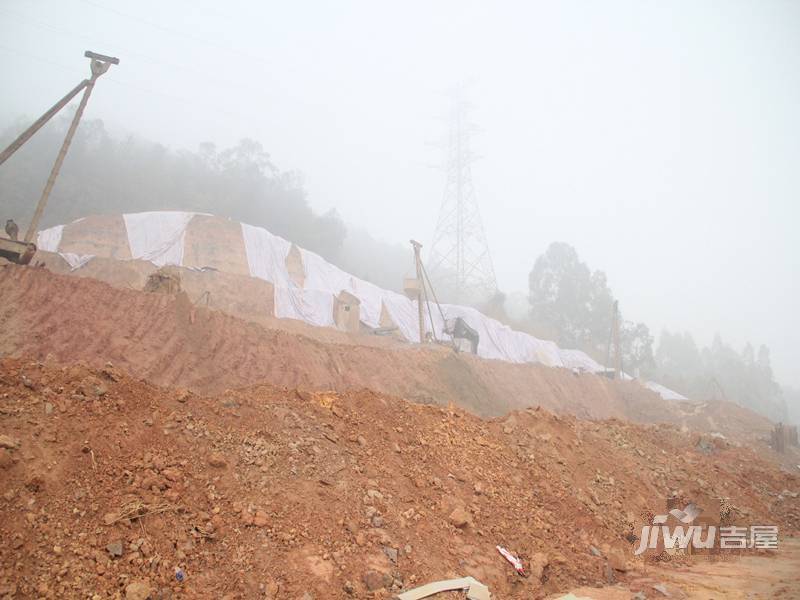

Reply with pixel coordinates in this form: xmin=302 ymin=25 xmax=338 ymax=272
xmin=0 ymin=264 xmax=773 ymax=444
xmin=0 ymin=358 xmax=798 ymax=599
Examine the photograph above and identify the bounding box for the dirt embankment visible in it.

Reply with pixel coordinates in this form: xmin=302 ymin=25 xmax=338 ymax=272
xmin=0 ymin=264 xmax=770 ymax=441
xmin=0 ymin=358 xmax=797 ymax=599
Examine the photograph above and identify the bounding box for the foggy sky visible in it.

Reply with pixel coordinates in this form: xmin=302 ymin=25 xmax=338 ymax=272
xmin=1 ymin=0 xmax=798 ymax=386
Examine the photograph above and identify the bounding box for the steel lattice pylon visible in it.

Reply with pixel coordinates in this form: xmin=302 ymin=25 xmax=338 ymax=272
xmin=426 ymin=94 xmax=497 ymax=305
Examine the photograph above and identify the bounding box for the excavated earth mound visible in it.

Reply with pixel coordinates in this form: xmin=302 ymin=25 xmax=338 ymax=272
xmin=0 ymin=358 xmax=798 ymax=599
xmin=0 ymin=264 xmax=776 ymax=443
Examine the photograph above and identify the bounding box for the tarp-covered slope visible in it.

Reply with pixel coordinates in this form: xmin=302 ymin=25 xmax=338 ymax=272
xmin=36 ymin=211 xmax=686 ymax=401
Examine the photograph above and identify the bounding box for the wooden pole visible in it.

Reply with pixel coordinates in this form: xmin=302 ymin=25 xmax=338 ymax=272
xmin=612 ymin=300 xmax=622 ymax=379
xmin=411 ymin=240 xmax=425 ymax=343
xmin=24 ymin=79 xmax=97 ymax=242
xmin=21 ymin=53 xmax=118 ymax=243
xmin=0 ymin=80 xmax=89 ymax=167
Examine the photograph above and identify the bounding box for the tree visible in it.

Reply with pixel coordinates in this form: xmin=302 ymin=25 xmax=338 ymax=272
xmin=480 ymin=291 xmax=509 ymax=324
xmin=620 ymin=321 xmax=655 ymax=375
xmin=654 ymin=331 xmax=787 ymax=421
xmin=0 ymin=118 xmax=347 ymax=260
xmin=528 ymin=242 xmax=614 ymax=351
xmin=783 ymin=386 xmax=800 ymax=426
xmin=653 ymin=330 xmax=704 ymax=396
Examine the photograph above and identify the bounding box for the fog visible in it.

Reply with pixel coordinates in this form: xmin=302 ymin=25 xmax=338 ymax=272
xmin=1 ymin=0 xmax=798 ymax=393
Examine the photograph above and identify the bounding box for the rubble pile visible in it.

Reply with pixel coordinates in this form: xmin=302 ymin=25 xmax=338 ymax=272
xmin=1 ymin=358 xmax=797 ymax=599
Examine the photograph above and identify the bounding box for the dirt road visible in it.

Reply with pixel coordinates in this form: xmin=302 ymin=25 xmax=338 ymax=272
xmin=554 ymin=537 xmax=800 ymax=599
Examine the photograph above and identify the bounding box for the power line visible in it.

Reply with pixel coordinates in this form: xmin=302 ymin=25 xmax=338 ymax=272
xmin=0 ymin=44 xmax=243 ymax=125
xmin=0 ymin=8 xmax=205 ymax=77
xmin=0 ymin=7 xmax=273 ymax=102
xmin=0 ymin=43 xmax=85 ymax=77
xmin=75 ymin=0 xmax=273 ymax=68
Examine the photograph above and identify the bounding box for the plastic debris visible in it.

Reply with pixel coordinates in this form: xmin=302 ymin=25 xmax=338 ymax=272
xmin=175 ymin=569 xmax=185 ymax=582
xmin=496 ymin=545 xmax=526 ymax=576
xmin=396 ymin=576 xmax=490 ymax=600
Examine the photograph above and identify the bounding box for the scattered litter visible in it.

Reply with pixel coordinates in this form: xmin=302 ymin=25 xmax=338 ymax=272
xmin=396 ymin=576 xmax=490 ymax=600
xmin=496 ymin=545 xmax=526 ymax=576
xmin=175 ymin=569 xmax=185 ymax=582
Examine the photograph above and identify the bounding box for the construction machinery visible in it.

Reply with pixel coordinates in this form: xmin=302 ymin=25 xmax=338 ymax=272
xmin=443 ymin=316 xmax=479 ymax=355
xmin=408 ymin=239 xmax=480 ymax=354
xmin=0 ymin=51 xmax=119 ymax=265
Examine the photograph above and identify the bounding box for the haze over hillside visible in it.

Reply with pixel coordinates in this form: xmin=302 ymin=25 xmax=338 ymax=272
xmin=2 ymin=3 xmax=800 ymax=598
xmin=1 ymin=0 xmax=798 ymax=394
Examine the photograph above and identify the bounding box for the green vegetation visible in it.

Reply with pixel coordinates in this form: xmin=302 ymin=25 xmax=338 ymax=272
xmin=527 ymin=242 xmax=788 ymax=421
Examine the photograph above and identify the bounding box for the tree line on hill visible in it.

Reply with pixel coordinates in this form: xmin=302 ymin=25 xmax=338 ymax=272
xmin=0 ymin=116 xmax=413 ymax=292
xmin=519 ymin=241 xmax=788 ymax=422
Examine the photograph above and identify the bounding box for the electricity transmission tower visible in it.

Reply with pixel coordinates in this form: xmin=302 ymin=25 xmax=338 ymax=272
xmin=427 ymin=92 xmax=497 ymax=305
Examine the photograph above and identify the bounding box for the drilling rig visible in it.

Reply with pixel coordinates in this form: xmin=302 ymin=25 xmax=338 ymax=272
xmin=0 ymin=51 xmax=119 ymax=264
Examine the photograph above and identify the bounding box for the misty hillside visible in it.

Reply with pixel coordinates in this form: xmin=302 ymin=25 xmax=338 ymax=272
xmin=1 ymin=115 xmax=792 ymax=424
xmin=0 ymin=115 xmax=414 ymax=293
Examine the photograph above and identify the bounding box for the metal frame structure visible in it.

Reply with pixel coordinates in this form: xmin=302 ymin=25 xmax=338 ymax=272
xmin=410 ymin=239 xmax=451 ymax=344
xmin=426 ymin=92 xmax=498 ymax=305
xmin=0 ymin=51 xmax=118 ymax=263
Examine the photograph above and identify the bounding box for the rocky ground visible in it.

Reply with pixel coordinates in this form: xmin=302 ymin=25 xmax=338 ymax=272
xmin=1 ymin=357 xmax=798 ymax=599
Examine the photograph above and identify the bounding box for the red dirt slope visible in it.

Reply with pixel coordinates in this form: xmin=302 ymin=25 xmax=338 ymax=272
xmin=0 ymin=264 xmax=761 ymax=435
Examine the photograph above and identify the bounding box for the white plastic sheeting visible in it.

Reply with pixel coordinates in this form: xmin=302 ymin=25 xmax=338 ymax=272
xmin=418 ymin=303 xmax=565 ymax=367
xmin=36 ymin=224 xmax=94 ymax=270
xmin=241 ymin=223 xmax=293 ymax=286
xmin=299 ymin=248 xmax=386 ymax=328
xmin=273 ymin=287 xmax=335 ymax=327
xmin=36 ymin=211 xmax=689 ymax=401
xmin=123 ymin=211 xmax=194 ymax=267
xmin=36 ymin=225 xmax=64 ymax=252
xmin=645 ymin=381 xmax=688 ymax=401
xmin=381 ymin=291 xmax=422 ymax=340
xmin=59 ymin=252 xmax=94 ymax=270
xmin=376 ymin=296 xmax=564 ymax=366
xmin=241 ymin=223 xmax=337 ymax=326
xmin=558 ymin=349 xmax=605 ymax=373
